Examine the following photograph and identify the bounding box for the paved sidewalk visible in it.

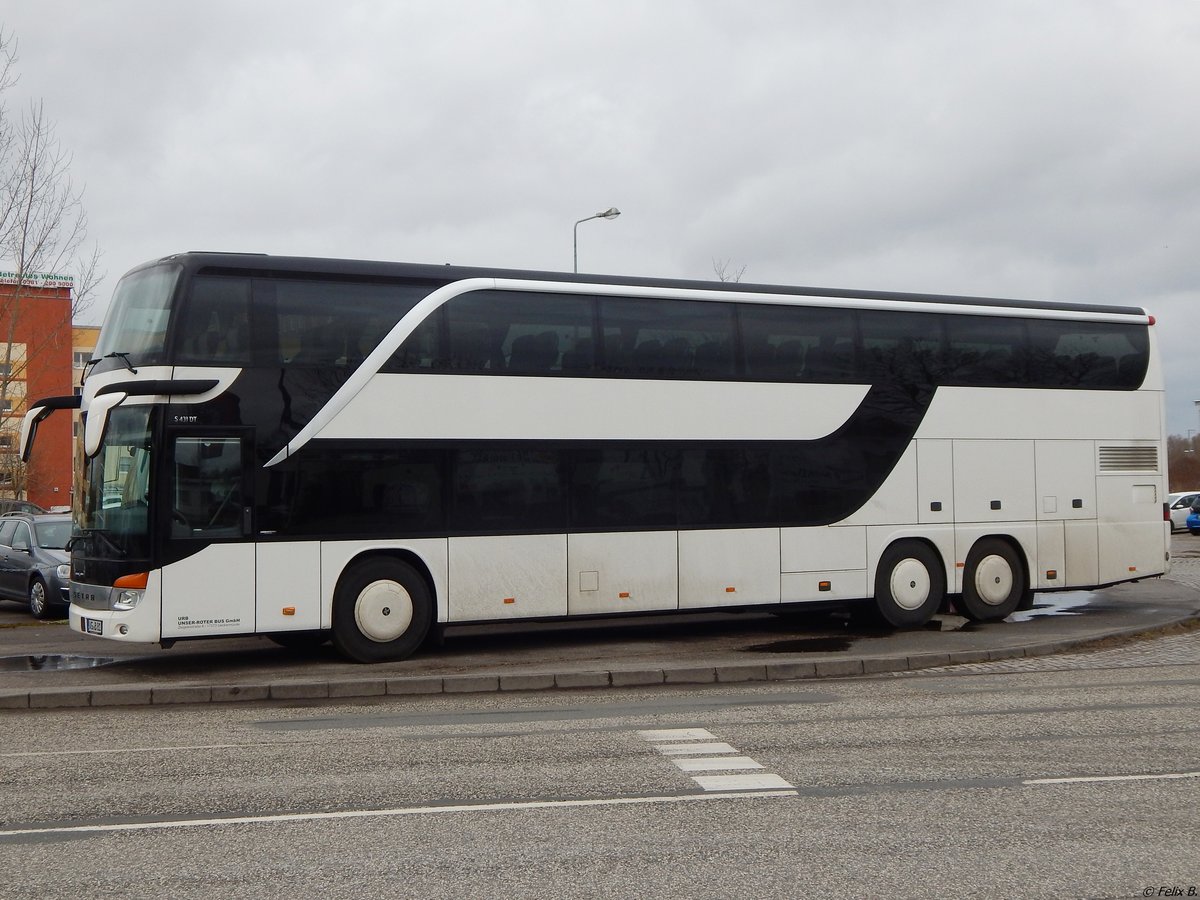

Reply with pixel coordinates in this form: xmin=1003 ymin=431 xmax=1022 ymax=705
xmin=2 ymin=569 xmax=1197 ymax=710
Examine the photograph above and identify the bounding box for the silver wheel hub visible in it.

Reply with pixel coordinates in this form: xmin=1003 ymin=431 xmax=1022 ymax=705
xmin=974 ymin=554 xmax=1014 ymax=606
xmin=889 ymin=558 xmax=931 ymax=611
xmin=354 ymin=579 xmax=414 ymax=643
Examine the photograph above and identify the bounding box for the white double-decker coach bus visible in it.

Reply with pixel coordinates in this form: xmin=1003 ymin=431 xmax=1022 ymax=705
xmin=22 ymin=253 xmax=1169 ymax=662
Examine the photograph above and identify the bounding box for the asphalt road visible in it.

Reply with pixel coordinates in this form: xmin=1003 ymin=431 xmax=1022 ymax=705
xmin=1 ymin=652 xmax=1197 ymax=899
xmin=1 ymin=537 xmax=1198 ymax=898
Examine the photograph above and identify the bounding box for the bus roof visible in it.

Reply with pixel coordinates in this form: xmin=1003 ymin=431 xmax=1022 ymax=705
xmin=128 ymin=251 xmax=1149 ymax=319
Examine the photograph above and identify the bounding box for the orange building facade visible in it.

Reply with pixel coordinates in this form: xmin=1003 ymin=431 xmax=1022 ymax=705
xmin=0 ymin=273 xmax=75 ymax=509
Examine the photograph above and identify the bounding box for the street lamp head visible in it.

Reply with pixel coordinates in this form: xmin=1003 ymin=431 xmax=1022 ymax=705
xmin=573 ymin=207 xmax=623 ymax=272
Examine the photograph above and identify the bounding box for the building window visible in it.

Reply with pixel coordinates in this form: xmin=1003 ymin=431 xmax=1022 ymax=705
xmin=73 ymin=351 xmax=91 ymax=368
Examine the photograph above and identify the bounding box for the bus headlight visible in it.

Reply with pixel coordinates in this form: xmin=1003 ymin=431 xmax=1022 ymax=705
xmin=110 ymin=572 xmax=149 ymax=611
xmin=111 ymin=590 xmax=143 ymax=611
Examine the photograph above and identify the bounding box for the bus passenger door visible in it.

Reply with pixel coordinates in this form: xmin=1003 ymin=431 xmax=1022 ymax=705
xmin=161 ymin=432 xmax=257 ymax=638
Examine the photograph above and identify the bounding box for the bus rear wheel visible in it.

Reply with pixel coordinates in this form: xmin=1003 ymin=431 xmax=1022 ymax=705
xmin=959 ymin=538 xmax=1027 ymax=621
xmin=332 ymin=558 xmax=432 ymax=663
xmin=873 ymin=540 xmax=945 ymax=627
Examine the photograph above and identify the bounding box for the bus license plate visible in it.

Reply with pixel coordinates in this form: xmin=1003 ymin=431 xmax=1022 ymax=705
xmin=82 ymin=618 xmax=103 ymax=636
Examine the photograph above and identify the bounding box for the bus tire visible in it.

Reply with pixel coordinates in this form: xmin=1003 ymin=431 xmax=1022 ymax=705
xmin=331 ymin=558 xmax=432 ymax=663
xmin=873 ymin=540 xmax=945 ymax=628
xmin=959 ymin=538 xmax=1026 ymax=621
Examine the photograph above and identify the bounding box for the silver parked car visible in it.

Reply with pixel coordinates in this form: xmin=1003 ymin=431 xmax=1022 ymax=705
xmin=0 ymin=513 xmax=72 ymax=619
xmin=1167 ymin=491 xmax=1200 ymax=533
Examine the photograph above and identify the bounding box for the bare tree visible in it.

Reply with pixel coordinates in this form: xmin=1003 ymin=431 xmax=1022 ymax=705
xmin=712 ymin=257 xmax=746 ymax=284
xmin=0 ymin=28 xmax=102 ymax=499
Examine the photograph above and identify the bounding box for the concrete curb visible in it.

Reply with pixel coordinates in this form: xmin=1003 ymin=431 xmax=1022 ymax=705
xmin=2 ymin=612 xmax=1197 ymax=711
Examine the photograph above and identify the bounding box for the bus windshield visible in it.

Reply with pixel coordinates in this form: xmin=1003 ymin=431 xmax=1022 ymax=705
xmin=77 ymin=406 xmax=154 ymax=560
xmin=93 ymin=264 xmax=181 ymax=366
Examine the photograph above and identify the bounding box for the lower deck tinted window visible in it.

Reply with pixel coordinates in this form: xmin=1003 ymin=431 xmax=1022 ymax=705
xmin=284 ymin=448 xmax=444 ymax=536
xmin=451 ymin=447 xmax=567 ymax=531
xmin=267 ymin=438 xmax=901 ymax=537
xmin=571 ymin=446 xmax=679 ymax=528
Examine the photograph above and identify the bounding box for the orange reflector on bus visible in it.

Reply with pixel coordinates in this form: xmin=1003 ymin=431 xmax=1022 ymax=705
xmin=818 ymin=581 xmax=831 ymax=592
xmin=725 ymin=586 xmax=736 ymax=593
xmin=956 ymin=562 xmax=965 ymax=569
xmin=282 ymin=607 xmax=296 ymax=616
xmin=503 ymin=597 xmax=515 ymax=604
xmin=1046 ymin=570 xmax=1057 ymax=580
xmin=113 ymin=572 xmax=148 ymax=589
xmin=1128 ymin=566 xmax=1137 ymax=572
xmin=618 ymin=592 xmax=630 ymax=599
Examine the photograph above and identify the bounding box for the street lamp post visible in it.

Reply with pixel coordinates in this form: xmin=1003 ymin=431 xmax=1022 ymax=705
xmin=573 ymin=207 xmax=621 ymax=273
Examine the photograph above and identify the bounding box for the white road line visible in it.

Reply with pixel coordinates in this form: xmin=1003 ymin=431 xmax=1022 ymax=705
xmin=672 ymin=757 xmax=764 ymax=772
xmin=0 ymin=790 xmax=800 ymax=838
xmin=692 ymin=774 xmax=794 ymax=792
xmin=1025 ymin=771 xmax=1200 ymax=786
xmin=656 ymin=742 xmax=738 ymax=756
xmin=637 ymin=728 xmax=716 ymax=742
xmin=0 ymin=744 xmax=251 ymax=759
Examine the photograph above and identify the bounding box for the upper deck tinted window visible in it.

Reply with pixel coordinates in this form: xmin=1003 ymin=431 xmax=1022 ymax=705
xmin=386 ymin=286 xmax=1147 ymax=391
xmin=174 ymin=276 xmax=252 ymax=365
xmin=172 ymin=275 xmax=430 ymax=368
xmin=388 ymin=290 xmax=594 ymax=374
xmin=270 ymin=279 xmax=426 ymax=367
xmin=739 ymin=304 xmax=858 ymax=382
xmin=1024 ymin=319 xmax=1149 ymax=388
xmin=599 ymin=297 xmax=735 ymax=378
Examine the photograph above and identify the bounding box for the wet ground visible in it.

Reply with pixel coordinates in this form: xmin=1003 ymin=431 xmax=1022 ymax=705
xmin=1 ymin=536 xmax=1198 ymax=701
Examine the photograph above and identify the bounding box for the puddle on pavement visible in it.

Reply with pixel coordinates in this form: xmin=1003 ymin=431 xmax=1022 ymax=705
xmin=1007 ymin=592 xmax=1097 ymax=623
xmin=744 ymin=637 xmax=855 ymax=653
xmin=745 ymin=593 xmax=1103 ymax=652
xmin=0 ymin=654 xmax=118 ymax=672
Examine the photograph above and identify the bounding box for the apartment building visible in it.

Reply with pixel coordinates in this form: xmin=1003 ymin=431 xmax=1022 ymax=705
xmin=0 ymin=273 xmax=75 ymax=509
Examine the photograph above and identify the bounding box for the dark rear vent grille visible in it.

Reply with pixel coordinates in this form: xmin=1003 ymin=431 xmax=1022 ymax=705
xmin=1098 ymin=445 xmax=1158 ymax=472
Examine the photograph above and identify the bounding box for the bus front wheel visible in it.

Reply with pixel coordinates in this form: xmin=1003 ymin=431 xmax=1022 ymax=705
xmin=332 ymin=558 xmax=433 ymax=663
xmin=873 ymin=540 xmax=945 ymax=627
xmin=959 ymin=538 xmax=1027 ymax=622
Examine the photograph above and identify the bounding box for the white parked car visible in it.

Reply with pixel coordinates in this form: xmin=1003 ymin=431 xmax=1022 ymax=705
xmin=1167 ymin=491 xmax=1200 ymax=532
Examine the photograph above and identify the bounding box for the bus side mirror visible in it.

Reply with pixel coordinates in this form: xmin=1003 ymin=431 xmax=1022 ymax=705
xmin=20 ymin=394 xmax=82 ymax=462
xmin=83 ymin=392 xmax=128 ymax=458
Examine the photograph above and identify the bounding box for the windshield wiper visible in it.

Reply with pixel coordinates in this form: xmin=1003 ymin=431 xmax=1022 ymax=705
xmin=103 ymin=352 xmax=138 ymax=374
xmin=68 ymin=528 xmax=127 ymax=559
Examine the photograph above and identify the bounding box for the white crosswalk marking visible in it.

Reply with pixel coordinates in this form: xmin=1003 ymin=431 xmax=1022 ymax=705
xmin=639 ymin=728 xmax=793 ymax=791
xmin=692 ymin=774 xmax=794 ymax=792
xmin=655 ymin=742 xmax=738 ymax=756
xmin=636 ymin=728 xmax=717 ymax=742
xmin=671 ymin=756 xmax=764 ymax=772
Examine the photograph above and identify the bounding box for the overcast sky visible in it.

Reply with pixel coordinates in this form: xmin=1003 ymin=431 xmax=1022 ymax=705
xmin=3 ymin=1 xmax=1198 ymax=433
